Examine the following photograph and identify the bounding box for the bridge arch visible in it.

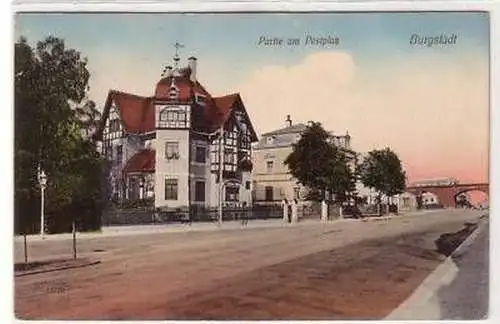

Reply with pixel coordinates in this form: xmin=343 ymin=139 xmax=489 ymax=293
xmin=405 ymin=182 xmax=489 ymax=208
xmin=454 ymin=188 xmax=489 ymax=208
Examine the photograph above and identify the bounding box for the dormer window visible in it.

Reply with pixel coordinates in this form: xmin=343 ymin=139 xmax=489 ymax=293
xmin=168 ymin=86 xmax=179 ymax=99
xmin=195 ymin=94 xmax=206 ymax=105
xmin=158 ymin=106 xmax=190 ymax=128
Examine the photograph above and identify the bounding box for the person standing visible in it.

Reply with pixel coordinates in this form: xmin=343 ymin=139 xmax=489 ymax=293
xmin=281 ymin=199 xmax=288 ymax=222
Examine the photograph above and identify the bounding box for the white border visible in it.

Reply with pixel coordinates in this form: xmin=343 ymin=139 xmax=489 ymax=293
xmin=5 ymin=1 xmax=499 ymax=324
xmin=9 ymin=0 xmax=500 ymax=13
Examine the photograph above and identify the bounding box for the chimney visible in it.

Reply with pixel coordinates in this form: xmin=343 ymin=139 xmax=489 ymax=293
xmin=188 ymin=56 xmax=197 ymax=82
xmin=285 ymin=115 xmax=292 ymax=127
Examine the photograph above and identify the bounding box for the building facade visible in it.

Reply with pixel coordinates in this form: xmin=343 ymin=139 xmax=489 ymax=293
xmin=95 ymin=54 xmax=258 ymax=210
xmin=252 ymin=116 xmax=355 ymax=203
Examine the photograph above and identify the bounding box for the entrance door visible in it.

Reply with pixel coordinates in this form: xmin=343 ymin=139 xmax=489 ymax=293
xmin=265 ymin=186 xmax=274 ymax=201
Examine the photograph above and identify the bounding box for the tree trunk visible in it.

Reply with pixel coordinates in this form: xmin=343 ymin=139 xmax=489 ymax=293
xmin=23 ymin=232 xmax=28 ymax=264
xmin=377 ymin=194 xmax=382 ymax=216
xmin=72 ymin=220 xmax=77 ymax=260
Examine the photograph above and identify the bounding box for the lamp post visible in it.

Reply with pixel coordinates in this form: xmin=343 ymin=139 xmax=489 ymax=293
xmin=37 ymin=169 xmax=48 ymax=238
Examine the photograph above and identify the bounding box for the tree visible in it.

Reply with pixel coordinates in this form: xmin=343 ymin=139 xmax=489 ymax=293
xmin=284 ymin=122 xmax=356 ymax=203
xmin=358 ymin=148 xmax=406 ymax=214
xmin=15 ymin=36 xmax=105 ymax=234
xmin=75 ymin=100 xmax=102 ymax=139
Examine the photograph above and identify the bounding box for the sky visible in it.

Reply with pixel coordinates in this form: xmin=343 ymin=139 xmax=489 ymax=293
xmin=14 ymin=12 xmax=490 ymax=185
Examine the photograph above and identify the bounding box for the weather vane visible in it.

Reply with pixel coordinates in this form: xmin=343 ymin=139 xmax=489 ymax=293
xmin=161 ymin=41 xmax=185 ymax=77
xmin=173 ymin=41 xmax=184 ymax=67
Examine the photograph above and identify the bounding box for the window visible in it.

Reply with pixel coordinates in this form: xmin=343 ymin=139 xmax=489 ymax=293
xmin=245 ymin=181 xmax=251 ymax=190
xmin=266 ymin=161 xmax=274 ymax=173
xmin=116 ymin=145 xmax=123 ymax=163
xmin=224 ymin=149 xmax=234 ymax=163
xmin=196 ymin=94 xmax=206 ymax=105
xmin=109 ymin=119 xmax=120 ymax=132
xmin=225 ymin=186 xmax=239 ymax=201
xmin=265 ymin=186 xmax=274 ymax=201
xmin=158 ymin=107 xmax=189 ymax=128
xmin=165 ymin=142 xmax=180 ymax=159
xmin=266 ymin=136 xmax=274 ymax=144
xmin=195 ymin=146 xmax=206 ymax=163
xmin=195 ymin=181 xmax=205 ymax=202
xmin=165 ymin=178 xmax=178 ymax=200
xmin=224 ymin=148 xmax=237 ymax=172
xmin=159 ymin=110 xmax=169 ymax=121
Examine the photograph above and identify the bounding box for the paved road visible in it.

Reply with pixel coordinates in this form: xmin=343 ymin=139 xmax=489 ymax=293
xmin=14 ymin=209 xmax=485 ymax=320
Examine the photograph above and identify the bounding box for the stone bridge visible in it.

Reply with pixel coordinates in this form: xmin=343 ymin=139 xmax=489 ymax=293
xmin=405 ymin=183 xmax=489 ymax=208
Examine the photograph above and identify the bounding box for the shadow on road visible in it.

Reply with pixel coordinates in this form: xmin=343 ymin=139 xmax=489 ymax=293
xmin=436 ymin=223 xmax=489 ymax=320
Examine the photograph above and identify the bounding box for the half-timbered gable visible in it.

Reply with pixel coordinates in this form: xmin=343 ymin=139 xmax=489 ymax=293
xmin=95 ymin=54 xmax=258 ymax=209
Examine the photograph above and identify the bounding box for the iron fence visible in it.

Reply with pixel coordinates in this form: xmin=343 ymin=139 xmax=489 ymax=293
xmin=101 ymin=204 xmax=284 ymax=226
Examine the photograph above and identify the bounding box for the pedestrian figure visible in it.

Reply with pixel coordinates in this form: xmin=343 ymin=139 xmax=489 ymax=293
xmin=241 ymin=202 xmax=248 ymax=227
xmin=291 ymin=199 xmax=298 ymax=223
xmin=282 ymin=199 xmax=289 ymax=222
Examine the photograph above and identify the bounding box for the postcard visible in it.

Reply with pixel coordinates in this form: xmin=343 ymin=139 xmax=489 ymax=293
xmin=12 ymin=6 xmax=491 ymax=321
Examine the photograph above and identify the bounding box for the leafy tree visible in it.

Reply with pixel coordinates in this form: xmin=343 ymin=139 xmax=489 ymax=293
xmin=284 ymin=122 xmax=356 ymax=203
xmin=15 ymin=36 xmax=105 ymax=234
xmin=358 ymin=147 xmax=406 ymax=213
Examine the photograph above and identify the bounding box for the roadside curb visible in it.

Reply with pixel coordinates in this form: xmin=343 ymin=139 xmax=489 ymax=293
xmin=385 ymin=215 xmax=489 ymax=320
xmin=15 ymin=260 xmax=101 ymax=277
xmin=451 ymin=215 xmax=488 ymax=258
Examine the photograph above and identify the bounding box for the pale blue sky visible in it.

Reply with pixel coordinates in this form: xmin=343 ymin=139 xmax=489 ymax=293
xmin=14 ymin=12 xmax=491 ymax=182
xmin=15 ymin=12 xmax=489 ymax=69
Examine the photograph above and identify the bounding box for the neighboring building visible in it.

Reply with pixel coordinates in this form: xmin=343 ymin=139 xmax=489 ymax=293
xmin=398 ymin=192 xmax=418 ymax=211
xmin=422 ymin=192 xmax=440 ymax=205
xmin=251 ymin=116 xmax=354 ymax=202
xmin=95 ymin=53 xmax=258 ymax=210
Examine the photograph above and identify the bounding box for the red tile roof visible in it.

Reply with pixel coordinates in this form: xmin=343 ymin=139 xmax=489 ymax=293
xmin=209 ymin=93 xmax=239 ymax=131
xmin=109 ymin=91 xmax=154 ymax=134
xmin=96 ymin=75 xmax=257 ymax=142
xmin=155 ymin=76 xmax=211 ymax=101
xmin=123 ymin=149 xmax=155 ymax=173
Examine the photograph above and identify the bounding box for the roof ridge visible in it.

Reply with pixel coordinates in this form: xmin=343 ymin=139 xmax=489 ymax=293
xmin=261 ymin=123 xmax=308 ymax=136
xmin=213 ymin=92 xmax=240 ymax=100
xmin=110 ymin=89 xmax=152 ymax=100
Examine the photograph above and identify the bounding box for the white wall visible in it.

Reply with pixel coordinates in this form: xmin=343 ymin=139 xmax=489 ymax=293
xmin=155 ymin=129 xmax=190 ymax=208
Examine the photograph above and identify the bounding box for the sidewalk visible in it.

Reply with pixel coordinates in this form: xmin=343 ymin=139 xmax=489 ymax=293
xmin=14 ymin=218 xmax=326 ymax=242
xmin=385 ymin=217 xmax=489 ymax=320
xmin=13 ymin=208 xmax=442 ymax=243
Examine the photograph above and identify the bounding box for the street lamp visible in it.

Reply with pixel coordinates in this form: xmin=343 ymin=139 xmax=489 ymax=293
xmin=37 ymin=169 xmax=48 ymax=238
